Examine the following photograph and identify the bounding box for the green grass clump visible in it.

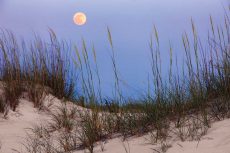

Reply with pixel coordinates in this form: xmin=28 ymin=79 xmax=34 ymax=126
xmin=0 ymin=30 xmax=76 ymax=113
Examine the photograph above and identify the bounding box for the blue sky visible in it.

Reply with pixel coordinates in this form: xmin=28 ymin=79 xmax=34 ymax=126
xmin=0 ymin=0 xmax=227 ymax=97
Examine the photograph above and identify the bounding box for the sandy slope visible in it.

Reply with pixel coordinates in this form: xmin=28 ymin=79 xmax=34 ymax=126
xmin=1 ymin=97 xmax=230 ymax=153
xmin=0 ymin=99 xmax=49 ymax=153
xmin=167 ymin=119 xmax=230 ymax=153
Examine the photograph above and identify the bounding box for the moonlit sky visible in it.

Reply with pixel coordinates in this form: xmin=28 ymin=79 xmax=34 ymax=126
xmin=0 ymin=0 xmax=228 ymax=97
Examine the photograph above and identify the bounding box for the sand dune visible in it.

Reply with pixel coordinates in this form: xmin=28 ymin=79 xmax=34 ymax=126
xmin=1 ymin=97 xmax=230 ymax=153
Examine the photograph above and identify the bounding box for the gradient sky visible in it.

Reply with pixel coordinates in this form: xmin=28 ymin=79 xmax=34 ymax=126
xmin=0 ymin=0 xmax=228 ymax=97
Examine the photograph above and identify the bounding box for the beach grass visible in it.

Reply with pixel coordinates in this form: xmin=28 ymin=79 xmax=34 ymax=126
xmin=0 ymin=29 xmax=76 ymax=114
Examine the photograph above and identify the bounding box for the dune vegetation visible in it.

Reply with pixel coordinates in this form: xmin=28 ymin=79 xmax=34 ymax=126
xmin=0 ymin=7 xmax=230 ymax=153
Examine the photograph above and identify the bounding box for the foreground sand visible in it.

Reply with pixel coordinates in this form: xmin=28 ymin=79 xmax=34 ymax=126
xmin=1 ymin=97 xmax=230 ymax=153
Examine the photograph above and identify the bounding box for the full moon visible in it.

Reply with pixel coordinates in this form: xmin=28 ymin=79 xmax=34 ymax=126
xmin=73 ymin=12 xmax=87 ymax=26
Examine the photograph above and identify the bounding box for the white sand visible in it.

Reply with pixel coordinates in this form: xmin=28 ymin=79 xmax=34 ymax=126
xmin=167 ymin=119 xmax=230 ymax=153
xmin=1 ymin=97 xmax=230 ymax=153
xmin=0 ymin=99 xmax=48 ymax=153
